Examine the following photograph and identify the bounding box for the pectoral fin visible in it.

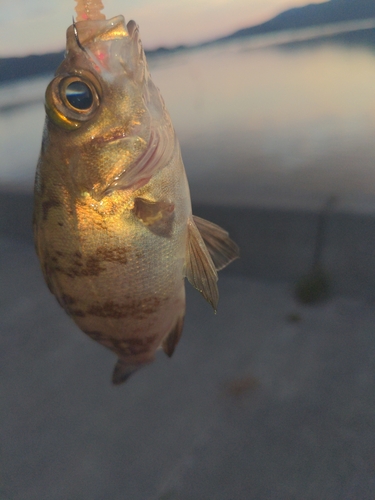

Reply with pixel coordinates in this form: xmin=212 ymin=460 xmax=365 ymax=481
xmin=185 ymin=218 xmax=219 ymax=310
xmin=132 ymin=197 xmax=175 ymax=237
xmin=193 ymin=215 xmax=240 ymax=271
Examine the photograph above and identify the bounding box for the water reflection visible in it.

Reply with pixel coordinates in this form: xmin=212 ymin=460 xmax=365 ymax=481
xmin=1 ymin=35 xmax=375 ymax=210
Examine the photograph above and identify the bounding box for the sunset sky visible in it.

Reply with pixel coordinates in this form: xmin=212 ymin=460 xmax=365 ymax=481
xmin=0 ymin=0 xmax=327 ymax=57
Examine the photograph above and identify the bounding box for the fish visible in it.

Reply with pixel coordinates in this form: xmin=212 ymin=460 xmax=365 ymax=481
xmin=33 ymin=0 xmax=239 ymax=384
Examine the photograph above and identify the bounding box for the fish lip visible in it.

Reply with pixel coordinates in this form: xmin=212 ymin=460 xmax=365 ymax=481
xmin=92 ymin=128 xmax=130 ymax=145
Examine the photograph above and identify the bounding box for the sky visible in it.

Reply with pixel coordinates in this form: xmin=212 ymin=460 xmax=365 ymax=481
xmin=0 ymin=0 xmax=327 ymax=58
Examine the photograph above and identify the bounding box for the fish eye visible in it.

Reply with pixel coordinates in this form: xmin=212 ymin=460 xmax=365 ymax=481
xmin=60 ymin=76 xmax=99 ymax=115
xmin=45 ymin=72 xmax=101 ymax=130
xmin=65 ymin=81 xmax=93 ymax=110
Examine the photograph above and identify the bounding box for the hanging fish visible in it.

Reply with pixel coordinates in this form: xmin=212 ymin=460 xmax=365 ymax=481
xmin=33 ymin=0 xmax=239 ymax=384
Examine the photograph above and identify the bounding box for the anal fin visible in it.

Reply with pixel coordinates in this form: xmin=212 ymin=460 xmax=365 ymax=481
xmin=162 ymin=315 xmax=185 ymax=357
xmin=193 ymin=215 xmax=239 ymax=271
xmin=186 ymin=218 xmax=219 ymax=310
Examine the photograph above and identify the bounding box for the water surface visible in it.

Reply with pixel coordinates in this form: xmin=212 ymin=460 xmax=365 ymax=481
xmin=1 ymin=35 xmax=375 ymax=211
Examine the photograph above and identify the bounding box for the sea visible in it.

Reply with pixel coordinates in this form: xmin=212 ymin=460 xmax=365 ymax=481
xmin=2 ymin=25 xmax=375 ymax=211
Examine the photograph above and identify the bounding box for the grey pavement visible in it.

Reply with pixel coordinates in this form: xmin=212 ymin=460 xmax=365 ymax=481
xmin=2 ymin=192 xmax=375 ymax=499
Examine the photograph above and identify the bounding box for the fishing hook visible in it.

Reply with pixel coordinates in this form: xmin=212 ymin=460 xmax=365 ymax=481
xmin=72 ymin=17 xmax=87 ymax=52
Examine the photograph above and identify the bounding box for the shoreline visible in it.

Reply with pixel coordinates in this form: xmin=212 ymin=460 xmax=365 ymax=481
xmin=2 ymin=188 xmax=375 ymax=300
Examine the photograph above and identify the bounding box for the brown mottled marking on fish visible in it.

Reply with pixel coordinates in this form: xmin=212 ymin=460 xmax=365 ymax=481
xmin=83 ymin=330 xmax=118 ymax=349
xmin=54 ymin=265 xmax=75 ymax=278
xmin=42 ymin=261 xmax=55 ymax=293
xmin=91 ymin=218 xmax=108 ymax=231
xmin=38 ymin=177 xmax=46 ymax=196
xmin=61 ymin=293 xmax=76 ymax=305
xmin=76 ymin=256 xmax=105 ymax=276
xmin=127 ymin=337 xmax=153 ymax=346
xmin=82 ymin=331 xmax=157 ymax=355
xmin=52 ymin=254 xmax=105 ymax=277
xmin=125 ymin=345 xmax=148 ymax=355
xmin=71 ymin=309 xmax=86 ymax=317
xmin=42 ymin=199 xmax=61 ymax=221
xmin=113 ymin=345 xmax=131 ymax=355
xmin=96 ymin=246 xmax=128 ymax=265
xmin=121 ymin=335 xmax=157 ymax=347
xmin=58 ymin=222 xmax=64 ymax=227
xmin=112 ymin=335 xmax=158 ymax=355
xmin=84 ymin=330 xmax=106 ymax=341
xmin=87 ymin=297 xmax=161 ymax=319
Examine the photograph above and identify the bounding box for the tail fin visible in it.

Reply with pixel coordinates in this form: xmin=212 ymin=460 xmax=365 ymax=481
xmin=112 ymin=359 xmax=138 ymax=385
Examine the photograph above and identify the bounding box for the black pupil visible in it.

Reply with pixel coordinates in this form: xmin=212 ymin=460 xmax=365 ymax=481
xmin=65 ymin=81 xmax=93 ymax=110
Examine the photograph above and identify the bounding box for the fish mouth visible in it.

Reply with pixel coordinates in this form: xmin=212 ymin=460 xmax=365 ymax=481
xmin=68 ymin=15 xmax=128 ymax=51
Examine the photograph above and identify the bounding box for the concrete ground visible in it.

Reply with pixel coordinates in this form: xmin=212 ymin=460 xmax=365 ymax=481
xmin=1 ymin=192 xmax=375 ymax=499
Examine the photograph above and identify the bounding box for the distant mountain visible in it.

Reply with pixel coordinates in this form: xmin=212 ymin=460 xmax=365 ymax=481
xmin=1 ymin=0 xmax=375 ymax=84
xmin=0 ymin=45 xmax=188 ymax=84
xmin=220 ymin=0 xmax=375 ymax=41
xmin=0 ymin=51 xmax=65 ymax=83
